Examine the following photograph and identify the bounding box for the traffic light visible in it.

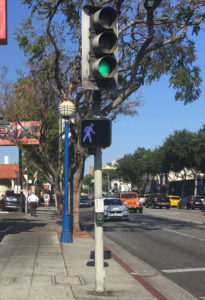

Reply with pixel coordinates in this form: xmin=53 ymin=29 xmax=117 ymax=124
xmin=82 ymin=5 xmax=118 ymax=90
xmin=80 ymin=119 xmax=111 ymax=148
xmin=90 ymin=165 xmax=94 ymax=176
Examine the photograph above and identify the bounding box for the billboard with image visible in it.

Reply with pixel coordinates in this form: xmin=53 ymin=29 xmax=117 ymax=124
xmin=0 ymin=0 xmax=7 ymax=45
xmin=0 ymin=121 xmax=41 ymax=145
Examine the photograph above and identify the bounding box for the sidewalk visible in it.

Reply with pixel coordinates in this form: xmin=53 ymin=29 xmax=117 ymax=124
xmin=0 ymin=208 xmax=197 ymax=300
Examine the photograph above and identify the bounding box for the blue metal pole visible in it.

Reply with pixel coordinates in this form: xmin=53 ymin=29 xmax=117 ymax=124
xmin=201 ymin=178 xmax=203 ymax=195
xmin=60 ymin=120 xmax=72 ymax=243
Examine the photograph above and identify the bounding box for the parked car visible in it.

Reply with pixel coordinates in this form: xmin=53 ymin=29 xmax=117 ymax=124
xmin=0 ymin=190 xmax=26 ymax=211
xmin=80 ymin=195 xmax=91 ymax=207
xmin=200 ymin=197 xmax=205 ymax=211
xmin=144 ymin=194 xmax=153 ymax=207
xmin=145 ymin=193 xmax=170 ymax=209
xmin=103 ymin=197 xmax=129 ymax=221
xmin=168 ymin=195 xmax=181 ymax=207
xmin=139 ymin=194 xmax=146 ymax=206
xmin=178 ymin=196 xmax=203 ymax=209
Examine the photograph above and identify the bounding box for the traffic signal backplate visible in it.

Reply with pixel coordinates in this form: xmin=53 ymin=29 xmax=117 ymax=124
xmin=80 ymin=119 xmax=111 ymax=148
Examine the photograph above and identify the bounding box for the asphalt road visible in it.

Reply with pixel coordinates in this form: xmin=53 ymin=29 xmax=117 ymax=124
xmin=80 ymin=206 xmax=205 ymax=300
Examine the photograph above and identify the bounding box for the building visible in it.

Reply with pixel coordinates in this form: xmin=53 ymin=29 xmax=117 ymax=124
xmin=0 ymin=163 xmax=19 ymax=197
xmin=102 ymin=161 xmax=131 ymax=193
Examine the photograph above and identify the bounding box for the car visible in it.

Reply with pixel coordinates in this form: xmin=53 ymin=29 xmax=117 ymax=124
xmin=139 ymin=194 xmax=146 ymax=206
xmin=0 ymin=190 xmax=26 ymax=211
xmin=178 ymin=196 xmax=204 ymax=210
xmin=200 ymin=197 xmax=205 ymax=211
xmin=168 ymin=195 xmax=181 ymax=207
xmin=145 ymin=193 xmax=170 ymax=209
xmin=103 ymin=197 xmax=129 ymax=221
xmin=119 ymin=192 xmax=143 ymax=213
xmin=80 ymin=195 xmax=91 ymax=207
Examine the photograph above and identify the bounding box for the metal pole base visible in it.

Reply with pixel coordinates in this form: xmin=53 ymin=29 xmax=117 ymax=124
xmin=60 ymin=214 xmax=73 ymax=243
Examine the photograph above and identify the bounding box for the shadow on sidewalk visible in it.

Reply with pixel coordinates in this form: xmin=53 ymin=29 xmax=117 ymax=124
xmin=0 ymin=215 xmax=47 ymax=242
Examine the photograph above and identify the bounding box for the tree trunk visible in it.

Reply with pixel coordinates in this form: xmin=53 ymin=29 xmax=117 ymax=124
xmin=70 ymin=144 xmax=86 ymax=233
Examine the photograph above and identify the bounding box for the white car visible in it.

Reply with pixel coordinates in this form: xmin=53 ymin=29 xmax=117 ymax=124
xmin=103 ymin=197 xmax=129 ymax=221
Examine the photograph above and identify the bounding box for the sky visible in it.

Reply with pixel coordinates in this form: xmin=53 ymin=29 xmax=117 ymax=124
xmin=0 ymin=0 xmax=205 ymax=175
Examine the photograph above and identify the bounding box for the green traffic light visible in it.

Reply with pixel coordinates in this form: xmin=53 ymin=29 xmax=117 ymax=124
xmin=98 ymin=60 xmax=110 ymax=77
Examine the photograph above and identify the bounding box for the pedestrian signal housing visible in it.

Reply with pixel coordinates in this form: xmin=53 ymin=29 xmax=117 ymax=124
xmin=82 ymin=5 xmax=118 ymax=90
xmin=80 ymin=119 xmax=111 ymax=148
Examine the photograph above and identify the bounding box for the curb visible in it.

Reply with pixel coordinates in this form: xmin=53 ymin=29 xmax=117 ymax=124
xmin=88 ymin=232 xmax=167 ymax=300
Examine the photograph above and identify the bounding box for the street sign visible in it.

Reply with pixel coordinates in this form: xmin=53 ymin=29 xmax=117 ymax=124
xmin=95 ymin=198 xmax=104 ymax=213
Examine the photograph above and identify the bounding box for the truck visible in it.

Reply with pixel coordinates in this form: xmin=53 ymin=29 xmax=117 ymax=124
xmin=119 ymin=192 xmax=143 ymax=213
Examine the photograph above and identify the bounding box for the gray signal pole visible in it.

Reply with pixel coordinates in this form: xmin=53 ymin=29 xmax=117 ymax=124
xmin=93 ymin=91 xmax=105 ymax=292
xmin=94 ymin=148 xmax=104 ymax=292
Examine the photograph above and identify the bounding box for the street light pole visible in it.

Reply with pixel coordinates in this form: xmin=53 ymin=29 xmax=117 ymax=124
xmin=60 ymin=119 xmax=72 ymax=243
xmin=58 ymin=100 xmax=76 ymax=244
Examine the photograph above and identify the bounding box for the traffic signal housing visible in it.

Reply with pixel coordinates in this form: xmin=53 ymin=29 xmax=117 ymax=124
xmin=80 ymin=119 xmax=111 ymax=148
xmin=82 ymin=5 xmax=118 ymax=90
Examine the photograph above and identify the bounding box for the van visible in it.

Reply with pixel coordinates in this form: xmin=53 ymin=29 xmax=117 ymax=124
xmin=119 ymin=192 xmax=143 ymax=213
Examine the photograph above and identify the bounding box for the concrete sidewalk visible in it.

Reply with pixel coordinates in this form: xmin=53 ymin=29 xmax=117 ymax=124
xmin=0 ymin=208 xmax=197 ymax=300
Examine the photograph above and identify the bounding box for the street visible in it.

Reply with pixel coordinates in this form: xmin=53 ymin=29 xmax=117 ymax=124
xmin=80 ymin=206 xmax=205 ymax=300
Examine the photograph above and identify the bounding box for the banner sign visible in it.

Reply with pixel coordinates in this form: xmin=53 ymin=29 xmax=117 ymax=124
xmin=0 ymin=0 xmax=7 ymax=45
xmin=0 ymin=121 xmax=41 ymax=145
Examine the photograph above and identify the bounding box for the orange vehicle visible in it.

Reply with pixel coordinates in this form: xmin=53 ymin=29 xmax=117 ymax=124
xmin=168 ymin=195 xmax=181 ymax=207
xmin=119 ymin=192 xmax=143 ymax=213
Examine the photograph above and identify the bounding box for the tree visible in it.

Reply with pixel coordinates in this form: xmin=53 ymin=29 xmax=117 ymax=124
xmin=161 ymin=129 xmax=199 ymax=195
xmin=0 ymin=69 xmax=66 ymax=212
xmin=196 ymin=125 xmax=205 ymax=172
xmin=1 ymin=0 xmax=205 ymax=232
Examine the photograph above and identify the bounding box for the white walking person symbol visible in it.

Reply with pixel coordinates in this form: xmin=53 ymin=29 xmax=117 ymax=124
xmin=83 ymin=123 xmax=96 ymax=143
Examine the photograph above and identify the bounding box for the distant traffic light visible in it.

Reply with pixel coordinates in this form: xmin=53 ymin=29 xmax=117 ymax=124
xmin=82 ymin=5 xmax=118 ymax=90
xmin=80 ymin=119 xmax=111 ymax=148
xmin=90 ymin=165 xmax=94 ymax=176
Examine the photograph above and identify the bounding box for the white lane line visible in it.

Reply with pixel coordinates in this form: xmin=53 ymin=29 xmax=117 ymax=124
xmin=0 ymin=225 xmax=12 ymax=233
xmin=162 ymin=267 xmax=205 ymax=273
xmin=162 ymin=215 xmax=204 ymax=224
xmin=151 ymin=213 xmax=204 ymax=224
xmin=162 ymin=228 xmax=205 ymax=241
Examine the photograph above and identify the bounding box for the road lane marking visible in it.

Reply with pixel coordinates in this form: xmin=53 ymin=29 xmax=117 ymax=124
xmin=162 ymin=267 xmax=205 ymax=273
xmin=147 ymin=212 xmax=204 ymax=224
xmin=0 ymin=225 xmax=12 ymax=233
xmin=162 ymin=227 xmax=205 ymax=241
xmin=161 ymin=215 xmax=204 ymax=224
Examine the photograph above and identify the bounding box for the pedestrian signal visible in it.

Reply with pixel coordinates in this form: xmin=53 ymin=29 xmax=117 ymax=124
xmin=80 ymin=119 xmax=111 ymax=148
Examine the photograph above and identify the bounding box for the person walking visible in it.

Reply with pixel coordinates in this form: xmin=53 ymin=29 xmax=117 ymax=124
xmin=43 ymin=192 xmax=50 ymax=209
xmin=27 ymin=192 xmax=39 ymax=217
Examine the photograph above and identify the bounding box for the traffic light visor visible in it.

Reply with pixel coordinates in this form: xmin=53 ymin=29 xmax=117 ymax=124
xmin=93 ymin=7 xmax=117 ymax=30
xmin=92 ymin=31 xmax=117 ymax=54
